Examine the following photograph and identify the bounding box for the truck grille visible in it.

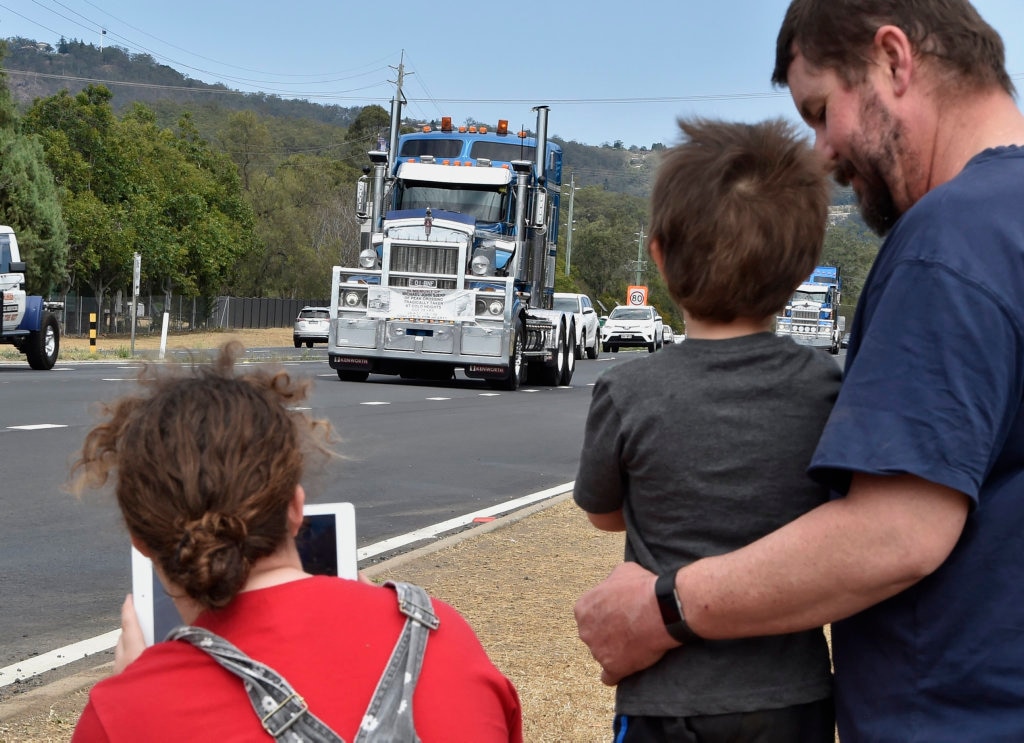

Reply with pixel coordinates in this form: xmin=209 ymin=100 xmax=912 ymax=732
xmin=792 ymin=309 xmax=820 ymax=322
xmin=390 ymin=244 xmax=460 ymax=276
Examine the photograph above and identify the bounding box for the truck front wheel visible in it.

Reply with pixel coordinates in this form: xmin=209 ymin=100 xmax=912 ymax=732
xmin=26 ymin=312 xmax=60 ymax=370
xmin=490 ymin=321 xmax=526 ymax=391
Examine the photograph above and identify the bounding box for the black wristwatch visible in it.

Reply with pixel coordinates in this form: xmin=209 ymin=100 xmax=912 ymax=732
xmin=655 ymin=570 xmax=702 ymax=644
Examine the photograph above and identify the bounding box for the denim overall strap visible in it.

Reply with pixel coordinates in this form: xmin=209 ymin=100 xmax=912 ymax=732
xmin=169 ymin=625 xmax=346 ymax=743
xmin=353 ymin=581 xmax=440 ymax=743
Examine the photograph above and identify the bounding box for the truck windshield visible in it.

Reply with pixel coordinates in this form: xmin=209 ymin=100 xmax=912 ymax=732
xmin=397 ymin=181 xmax=508 ymax=223
xmin=792 ymin=289 xmax=828 ymax=304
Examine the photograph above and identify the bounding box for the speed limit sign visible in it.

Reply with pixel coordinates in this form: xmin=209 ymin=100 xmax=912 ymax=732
xmin=627 ymin=286 xmax=648 ymax=306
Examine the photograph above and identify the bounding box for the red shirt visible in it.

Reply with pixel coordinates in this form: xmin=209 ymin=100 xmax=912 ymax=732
xmin=72 ymin=576 xmax=522 ymax=742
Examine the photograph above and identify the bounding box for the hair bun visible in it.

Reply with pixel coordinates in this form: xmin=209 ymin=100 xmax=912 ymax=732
xmin=170 ymin=512 xmax=251 ymax=608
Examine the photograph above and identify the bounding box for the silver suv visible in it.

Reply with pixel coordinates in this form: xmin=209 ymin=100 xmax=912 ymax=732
xmin=601 ymin=305 xmax=664 ymax=353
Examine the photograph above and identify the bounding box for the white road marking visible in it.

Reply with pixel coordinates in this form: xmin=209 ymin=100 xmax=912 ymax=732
xmin=0 ymin=481 xmax=574 ymax=687
xmin=425 ymin=397 xmax=450 ymax=401
xmin=6 ymin=424 xmax=67 ymax=431
xmin=0 ymin=632 xmax=120 ymax=688
xmin=360 ymin=401 xmax=390 ymax=406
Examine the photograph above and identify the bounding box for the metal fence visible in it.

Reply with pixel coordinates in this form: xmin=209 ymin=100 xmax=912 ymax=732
xmin=55 ymin=293 xmax=330 ymax=337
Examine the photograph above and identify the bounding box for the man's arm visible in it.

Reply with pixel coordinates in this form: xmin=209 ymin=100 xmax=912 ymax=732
xmin=575 ymin=473 xmax=969 ymax=685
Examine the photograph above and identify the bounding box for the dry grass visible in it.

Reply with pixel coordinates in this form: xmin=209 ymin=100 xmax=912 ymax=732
xmin=371 ymin=498 xmax=621 ymax=742
xmin=0 ymin=497 xmax=623 ymax=742
xmin=56 ymin=327 xmax=296 ymax=357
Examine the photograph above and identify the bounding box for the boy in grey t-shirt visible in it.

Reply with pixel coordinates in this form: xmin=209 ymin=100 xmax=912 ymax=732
xmin=574 ymin=118 xmax=841 ymax=742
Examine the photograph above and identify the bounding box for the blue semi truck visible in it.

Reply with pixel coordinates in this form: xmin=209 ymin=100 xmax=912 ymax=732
xmin=327 ymin=80 xmax=575 ymax=390
xmin=775 ymin=265 xmax=845 ymax=355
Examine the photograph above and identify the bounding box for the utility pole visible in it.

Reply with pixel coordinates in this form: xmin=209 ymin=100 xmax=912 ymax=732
xmin=634 ymin=223 xmax=646 ymax=285
xmin=564 ymin=172 xmax=577 ymax=275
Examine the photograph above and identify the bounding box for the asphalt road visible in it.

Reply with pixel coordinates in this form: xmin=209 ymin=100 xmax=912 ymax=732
xmin=0 ymin=343 xmax=845 ymax=680
xmin=0 ymin=350 xmax=610 ymax=670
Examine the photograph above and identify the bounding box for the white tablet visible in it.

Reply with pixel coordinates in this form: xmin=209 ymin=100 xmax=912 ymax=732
xmin=132 ymin=501 xmax=358 ymax=645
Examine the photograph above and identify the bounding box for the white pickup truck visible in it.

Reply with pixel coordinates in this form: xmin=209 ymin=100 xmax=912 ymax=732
xmin=1 ymin=225 xmax=61 ymax=369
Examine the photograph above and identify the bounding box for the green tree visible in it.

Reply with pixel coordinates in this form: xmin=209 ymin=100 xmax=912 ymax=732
xmin=343 ymin=105 xmax=391 ymax=167
xmin=218 ymin=110 xmax=273 ymax=192
xmin=0 ymin=42 xmax=68 ymax=295
xmin=24 ymin=90 xmax=255 ymax=328
xmin=822 ymin=218 xmax=881 ymax=323
xmin=232 ymin=153 xmax=359 ymax=297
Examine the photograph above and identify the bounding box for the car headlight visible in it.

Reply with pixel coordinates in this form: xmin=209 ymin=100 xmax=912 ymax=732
xmin=358 ymin=248 xmax=378 ymax=269
xmin=470 ymin=254 xmax=490 ymax=276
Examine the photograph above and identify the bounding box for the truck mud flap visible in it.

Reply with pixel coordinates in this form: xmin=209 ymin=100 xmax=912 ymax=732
xmin=465 ymin=363 xmax=508 ymax=380
xmin=329 ymin=355 xmax=373 ymax=372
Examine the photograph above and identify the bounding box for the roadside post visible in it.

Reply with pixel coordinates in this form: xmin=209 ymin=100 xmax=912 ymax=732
xmin=130 ymin=252 xmax=140 ymax=357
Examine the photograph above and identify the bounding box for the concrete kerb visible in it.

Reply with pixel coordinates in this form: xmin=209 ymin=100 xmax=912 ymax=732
xmin=0 ymin=489 xmax=573 ymax=724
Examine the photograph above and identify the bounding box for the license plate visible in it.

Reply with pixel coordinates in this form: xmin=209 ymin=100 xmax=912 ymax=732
xmin=409 ymin=278 xmax=436 ymax=288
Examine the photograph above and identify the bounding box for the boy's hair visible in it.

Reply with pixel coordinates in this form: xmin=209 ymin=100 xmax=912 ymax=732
xmin=772 ymin=0 xmax=1013 ymax=95
xmin=649 ymin=117 xmax=829 ymax=323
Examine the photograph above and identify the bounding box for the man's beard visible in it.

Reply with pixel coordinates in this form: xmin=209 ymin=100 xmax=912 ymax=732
xmin=835 ymin=92 xmax=912 ymax=237
xmin=835 ymin=157 xmax=899 ymax=236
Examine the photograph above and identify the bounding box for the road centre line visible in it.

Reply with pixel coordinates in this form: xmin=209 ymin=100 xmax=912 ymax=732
xmin=0 ymin=481 xmax=575 ymax=687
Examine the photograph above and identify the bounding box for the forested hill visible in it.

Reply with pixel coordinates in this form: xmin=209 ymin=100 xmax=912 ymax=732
xmin=3 ymin=36 xmax=657 ymax=198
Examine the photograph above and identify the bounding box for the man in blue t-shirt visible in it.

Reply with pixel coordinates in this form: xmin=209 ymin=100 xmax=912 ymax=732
xmin=574 ymin=2 xmax=1024 ymax=741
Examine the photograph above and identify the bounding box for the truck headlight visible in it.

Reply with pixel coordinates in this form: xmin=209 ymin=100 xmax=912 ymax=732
xmin=475 ymin=297 xmax=504 ymax=316
xmin=343 ymin=289 xmax=367 ymax=308
xmin=358 ymin=249 xmax=378 ymax=269
xmin=470 ymin=254 xmax=490 ymax=276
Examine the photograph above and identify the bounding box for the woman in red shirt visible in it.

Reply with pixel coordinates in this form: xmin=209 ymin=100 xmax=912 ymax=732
xmin=69 ymin=342 xmax=522 ymax=742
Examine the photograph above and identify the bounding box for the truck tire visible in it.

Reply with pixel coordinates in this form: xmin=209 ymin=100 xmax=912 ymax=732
xmin=533 ymin=322 xmax=566 ymax=386
xmin=26 ymin=312 xmax=60 ymax=370
xmin=559 ymin=321 xmax=576 ymax=386
xmin=337 ymin=369 xmax=369 ymax=382
xmin=490 ymin=321 xmax=526 ymax=391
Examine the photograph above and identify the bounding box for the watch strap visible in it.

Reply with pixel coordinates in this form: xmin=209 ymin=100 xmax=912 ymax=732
xmin=654 ymin=570 xmax=702 ymax=644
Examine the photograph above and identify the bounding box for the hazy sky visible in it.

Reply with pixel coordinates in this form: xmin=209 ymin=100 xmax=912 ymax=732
xmin=2 ymin=0 xmax=1022 ymax=152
